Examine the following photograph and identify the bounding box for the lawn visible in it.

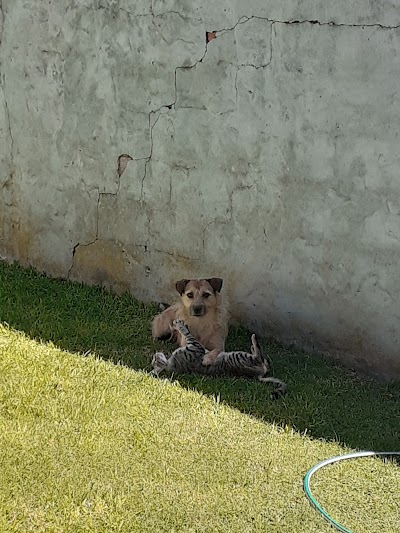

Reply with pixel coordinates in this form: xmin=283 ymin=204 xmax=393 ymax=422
xmin=0 ymin=261 xmax=399 ymax=532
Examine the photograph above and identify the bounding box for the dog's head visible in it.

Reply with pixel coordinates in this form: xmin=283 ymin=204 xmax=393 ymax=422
xmin=175 ymin=278 xmax=223 ymax=317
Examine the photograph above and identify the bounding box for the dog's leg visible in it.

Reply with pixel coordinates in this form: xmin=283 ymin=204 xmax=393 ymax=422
xmin=152 ymin=305 xmax=179 ymax=341
xmin=202 ymin=348 xmax=221 ymax=366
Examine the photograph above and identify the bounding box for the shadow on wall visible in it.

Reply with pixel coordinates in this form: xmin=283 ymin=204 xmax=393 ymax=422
xmin=0 ymin=261 xmax=398 ymax=453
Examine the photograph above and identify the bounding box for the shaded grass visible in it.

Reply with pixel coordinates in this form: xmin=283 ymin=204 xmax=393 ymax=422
xmin=0 ymin=260 xmax=399 ymax=531
xmin=0 ymin=261 xmax=156 ymax=369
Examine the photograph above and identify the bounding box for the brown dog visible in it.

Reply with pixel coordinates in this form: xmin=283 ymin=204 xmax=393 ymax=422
xmin=152 ymin=278 xmax=229 ymax=364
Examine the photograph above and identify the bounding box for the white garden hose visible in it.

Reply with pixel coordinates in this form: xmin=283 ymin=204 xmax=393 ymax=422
xmin=303 ymin=451 xmax=400 ymax=533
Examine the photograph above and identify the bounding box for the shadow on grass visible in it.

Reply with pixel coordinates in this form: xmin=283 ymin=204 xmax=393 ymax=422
xmin=1 ymin=261 xmax=399 ymax=452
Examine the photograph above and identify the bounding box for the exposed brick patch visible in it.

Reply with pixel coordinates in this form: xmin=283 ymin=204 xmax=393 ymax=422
xmin=117 ymin=154 xmax=133 ymax=177
xmin=206 ymin=31 xmax=217 ymax=43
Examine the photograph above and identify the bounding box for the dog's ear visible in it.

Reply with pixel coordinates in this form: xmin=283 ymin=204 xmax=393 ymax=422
xmin=206 ymin=277 xmax=223 ymax=293
xmin=175 ymin=279 xmax=189 ymax=295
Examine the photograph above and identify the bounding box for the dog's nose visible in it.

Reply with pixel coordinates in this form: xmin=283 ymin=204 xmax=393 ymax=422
xmin=192 ymin=305 xmax=204 ymax=315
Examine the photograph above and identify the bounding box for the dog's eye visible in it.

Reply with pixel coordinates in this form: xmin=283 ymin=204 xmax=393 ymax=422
xmin=186 ymin=292 xmax=194 ymax=299
xmin=203 ymin=293 xmax=211 ymax=298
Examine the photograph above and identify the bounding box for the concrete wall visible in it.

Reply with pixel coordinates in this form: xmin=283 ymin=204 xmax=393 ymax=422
xmin=1 ymin=0 xmax=400 ymax=378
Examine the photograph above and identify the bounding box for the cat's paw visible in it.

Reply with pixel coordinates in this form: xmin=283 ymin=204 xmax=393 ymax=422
xmin=151 ymin=352 xmax=168 ymax=374
xmin=172 ymin=319 xmax=186 ymax=330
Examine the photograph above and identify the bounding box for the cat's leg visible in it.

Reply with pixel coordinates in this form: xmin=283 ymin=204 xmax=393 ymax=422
xmin=151 ymin=352 xmax=168 ymax=377
xmin=172 ymin=320 xmax=206 ymax=352
xmin=258 ymin=376 xmax=287 ymax=400
xmin=171 ymin=319 xmax=192 ymax=341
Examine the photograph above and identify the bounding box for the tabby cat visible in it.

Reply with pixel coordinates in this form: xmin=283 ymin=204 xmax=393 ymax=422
xmin=151 ymin=319 xmax=287 ymax=400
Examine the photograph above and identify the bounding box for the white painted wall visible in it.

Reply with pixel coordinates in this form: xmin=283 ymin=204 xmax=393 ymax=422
xmin=1 ymin=0 xmax=400 ymax=378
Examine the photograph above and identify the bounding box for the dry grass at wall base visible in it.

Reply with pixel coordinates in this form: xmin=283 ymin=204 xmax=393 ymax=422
xmin=0 ymin=261 xmax=399 ymax=532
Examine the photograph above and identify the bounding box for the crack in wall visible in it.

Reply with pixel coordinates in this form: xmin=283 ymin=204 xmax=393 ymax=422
xmin=91 ymin=2 xmax=200 ymax=49
xmin=49 ymin=4 xmax=400 ymax=282
xmin=234 ymin=68 xmax=239 ymax=109
xmin=67 ymin=188 xmax=101 ymax=278
xmin=3 ymin=85 xmax=14 ymax=171
xmin=139 ymin=110 xmax=162 ymax=200
xmin=69 ymin=234 xmax=198 ymax=279
xmin=158 ymin=10 xmax=399 ymax=118
xmin=82 ymin=2 xmax=400 ymax=142
xmin=201 ymin=220 xmax=218 ymax=251
xmin=153 ymin=248 xmax=199 ymax=262
xmin=1 ymin=67 xmax=16 ymax=216
xmin=152 ymin=7 xmax=400 ymax=30
xmin=201 ymin=181 xmax=259 ymax=252
xmin=221 ymin=21 xmax=277 ymax=113
xmin=216 ymin=14 xmax=400 ymax=34
xmin=68 ymin=104 xmax=172 ymax=275
xmin=95 ymin=3 xmax=194 ymax=23
xmin=0 ymin=2 xmax=3 ymax=46
xmin=94 ymin=3 xmax=153 ymax=19
xmin=0 ymin=0 xmax=14 ymax=179
xmin=239 ymin=20 xmax=275 ymax=70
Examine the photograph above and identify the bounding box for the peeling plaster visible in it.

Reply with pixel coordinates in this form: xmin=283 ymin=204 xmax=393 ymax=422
xmin=117 ymin=154 xmax=133 ymax=177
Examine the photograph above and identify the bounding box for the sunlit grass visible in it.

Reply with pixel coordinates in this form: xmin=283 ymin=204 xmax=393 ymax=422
xmin=0 ymin=261 xmax=398 ymax=532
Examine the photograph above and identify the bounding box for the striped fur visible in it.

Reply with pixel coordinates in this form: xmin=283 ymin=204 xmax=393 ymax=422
xmin=151 ymin=319 xmax=287 ymax=400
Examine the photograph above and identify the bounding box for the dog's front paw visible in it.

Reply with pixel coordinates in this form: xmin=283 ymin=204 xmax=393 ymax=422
xmin=202 ymin=353 xmax=214 ymax=366
xmin=202 ymin=348 xmax=220 ymax=366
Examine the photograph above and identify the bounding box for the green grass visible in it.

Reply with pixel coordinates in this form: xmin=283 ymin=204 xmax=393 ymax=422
xmin=0 ymin=261 xmax=399 ymax=532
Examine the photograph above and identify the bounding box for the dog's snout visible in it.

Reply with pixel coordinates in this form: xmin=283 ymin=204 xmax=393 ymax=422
xmin=191 ymin=304 xmax=205 ymax=316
